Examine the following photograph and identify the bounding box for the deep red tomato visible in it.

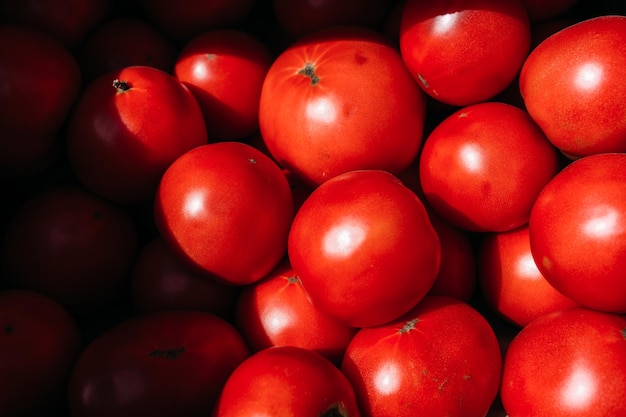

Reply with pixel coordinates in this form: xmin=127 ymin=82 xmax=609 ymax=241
xmin=399 ymin=0 xmax=531 ymax=106
xmin=154 ymin=141 xmax=294 ymax=286
xmin=213 ymin=345 xmax=362 ymax=417
xmin=259 ymin=26 xmax=426 ymax=187
xmin=419 ymin=102 xmax=561 ymax=232
xmin=66 ymin=65 xmax=208 ymax=204
xmin=174 ymin=29 xmax=274 ymax=141
xmin=68 ymin=310 xmax=250 ymax=417
xmin=501 ymin=307 xmax=626 ymax=416
xmin=0 ymin=290 xmax=82 ymax=417
xmin=0 ymin=130 xmax=61 ymax=177
xmin=341 ymin=296 xmax=502 ymax=417
xmin=529 ymin=152 xmax=626 ymax=313
xmin=520 ymin=15 xmax=626 ymax=158
xmin=288 ymin=169 xmax=440 ymax=328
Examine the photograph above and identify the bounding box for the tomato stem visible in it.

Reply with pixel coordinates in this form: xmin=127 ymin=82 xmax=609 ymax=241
xmin=112 ymin=79 xmax=132 ymax=92
xmin=298 ymin=63 xmax=320 ymax=85
xmin=319 ymin=402 xmax=349 ymax=417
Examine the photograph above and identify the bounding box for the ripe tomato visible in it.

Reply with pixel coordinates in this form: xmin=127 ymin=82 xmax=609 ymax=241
xmin=68 ymin=310 xmax=250 ymax=417
xmin=341 ymin=296 xmax=502 ymax=417
xmin=399 ymin=0 xmax=531 ymax=106
xmin=520 ymin=15 xmax=626 ymax=157
xmin=288 ymin=170 xmax=440 ymax=328
xmin=213 ymin=345 xmax=362 ymax=417
xmin=154 ymin=141 xmax=294 ymax=286
xmin=529 ymin=152 xmax=626 ymax=313
xmin=501 ymin=307 xmax=626 ymax=416
xmin=66 ymin=65 xmax=208 ymax=204
xmin=419 ymin=102 xmax=561 ymax=232
xmin=259 ymin=26 xmax=426 ymax=187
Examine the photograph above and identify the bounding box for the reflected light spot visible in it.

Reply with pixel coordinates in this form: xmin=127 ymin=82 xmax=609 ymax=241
xmin=323 ymin=221 xmax=366 ymax=258
xmin=575 ymin=62 xmax=603 ymax=91
xmin=433 ymin=12 xmax=459 ymax=35
xmin=561 ymin=363 xmax=597 ymax=410
xmin=583 ymin=207 xmax=619 ymax=238
xmin=515 ymin=253 xmax=540 ymax=280
xmin=306 ymin=97 xmax=337 ymax=124
xmin=192 ymin=61 xmax=209 ymax=80
xmin=183 ymin=191 xmax=206 ymax=217
xmin=374 ymin=362 xmax=401 ymax=395
xmin=261 ymin=307 xmax=293 ymax=337
xmin=459 ymin=144 xmax=483 ymax=172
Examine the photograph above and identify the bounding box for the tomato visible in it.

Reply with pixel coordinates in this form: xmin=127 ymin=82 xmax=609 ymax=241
xmin=66 ymin=65 xmax=208 ymax=205
xmin=213 ymin=345 xmax=362 ymax=417
xmin=500 ymin=307 xmax=626 ymax=416
xmin=0 ymin=130 xmax=61 ymax=177
xmin=259 ymin=26 xmax=426 ymax=187
xmin=154 ymin=141 xmax=294 ymax=286
xmin=0 ymin=290 xmax=82 ymax=417
xmin=419 ymin=102 xmax=561 ymax=232
xmin=529 ymin=152 xmax=626 ymax=313
xmin=341 ymin=296 xmax=502 ymax=417
xmin=174 ymin=29 xmax=274 ymax=141
xmin=68 ymin=310 xmax=250 ymax=417
xmin=288 ymin=169 xmax=440 ymax=328
xmin=520 ymin=15 xmax=626 ymax=157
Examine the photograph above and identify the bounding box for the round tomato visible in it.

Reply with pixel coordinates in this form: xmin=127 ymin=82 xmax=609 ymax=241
xmin=288 ymin=169 xmax=440 ymax=328
xmin=259 ymin=26 xmax=426 ymax=187
xmin=529 ymin=152 xmax=626 ymax=313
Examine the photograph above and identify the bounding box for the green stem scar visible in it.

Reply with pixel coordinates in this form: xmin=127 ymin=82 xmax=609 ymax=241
xmin=298 ymin=63 xmax=320 ymax=85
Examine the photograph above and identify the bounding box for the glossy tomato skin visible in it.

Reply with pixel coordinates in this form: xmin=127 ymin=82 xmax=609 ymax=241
xmin=155 ymin=141 xmax=294 ymax=286
xmin=68 ymin=310 xmax=250 ymax=417
xmin=341 ymin=296 xmax=502 ymax=417
xmin=501 ymin=307 xmax=626 ymax=416
xmin=259 ymin=26 xmax=426 ymax=187
xmin=520 ymin=15 xmax=626 ymax=157
xmin=399 ymin=0 xmax=531 ymax=106
xmin=0 ymin=290 xmax=82 ymax=417
xmin=66 ymin=65 xmax=208 ymax=204
xmin=419 ymin=102 xmax=561 ymax=232
xmin=529 ymin=153 xmax=626 ymax=313
xmin=288 ymin=170 xmax=441 ymax=328
xmin=213 ymin=345 xmax=362 ymax=417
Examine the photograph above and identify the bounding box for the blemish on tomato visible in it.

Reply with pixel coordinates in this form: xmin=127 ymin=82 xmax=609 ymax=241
xmin=542 ymin=256 xmax=553 ymax=270
xmin=354 ymin=53 xmax=368 ymax=66
xmin=417 ymin=73 xmax=429 ymax=89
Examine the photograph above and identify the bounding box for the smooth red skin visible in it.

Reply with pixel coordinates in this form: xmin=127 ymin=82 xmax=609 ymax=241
xmin=521 ymin=0 xmax=580 ymax=22
xmin=0 ymin=185 xmax=137 ymax=315
xmin=155 ymin=141 xmax=294 ymax=286
xmin=288 ymin=170 xmax=441 ymax=328
xmin=520 ymin=16 xmax=626 ymax=158
xmin=0 ymin=290 xmax=82 ymax=417
xmin=213 ymin=345 xmax=362 ymax=417
xmin=68 ymin=310 xmax=250 ymax=417
xmin=478 ymin=225 xmax=579 ymax=327
xmin=259 ymin=26 xmax=426 ymax=188
xmin=419 ymin=102 xmax=561 ymax=233
xmin=175 ymin=29 xmax=274 ymax=141
xmin=66 ymin=66 xmax=208 ymax=204
xmin=0 ymin=130 xmax=61 ymax=177
xmin=235 ymin=259 xmax=358 ymax=365
xmin=0 ymin=24 xmax=81 ymax=135
xmin=529 ymin=153 xmax=626 ymax=313
xmin=341 ymin=296 xmax=502 ymax=417
xmin=129 ymin=237 xmax=240 ymax=318
xmin=399 ymin=0 xmax=531 ymax=106
xmin=501 ymin=307 xmax=626 ymax=416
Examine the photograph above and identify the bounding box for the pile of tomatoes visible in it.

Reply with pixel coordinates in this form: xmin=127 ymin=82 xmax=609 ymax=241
xmin=1 ymin=0 xmax=626 ymax=416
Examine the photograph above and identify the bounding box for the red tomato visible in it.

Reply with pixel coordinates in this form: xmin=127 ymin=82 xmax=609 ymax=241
xmin=520 ymin=15 xmax=626 ymax=157
xmin=154 ymin=141 xmax=294 ymax=286
xmin=0 ymin=130 xmax=61 ymax=177
xmin=0 ymin=290 xmax=82 ymax=417
xmin=399 ymin=0 xmax=531 ymax=106
xmin=235 ymin=259 xmax=357 ymax=365
xmin=68 ymin=310 xmax=250 ymax=417
xmin=213 ymin=345 xmax=362 ymax=417
xmin=66 ymin=65 xmax=208 ymax=204
xmin=419 ymin=102 xmax=561 ymax=232
xmin=341 ymin=296 xmax=502 ymax=417
xmin=288 ymin=170 xmax=440 ymax=328
xmin=501 ymin=307 xmax=626 ymax=416
xmin=529 ymin=153 xmax=626 ymax=313
xmin=174 ymin=29 xmax=274 ymax=141
xmin=259 ymin=26 xmax=426 ymax=187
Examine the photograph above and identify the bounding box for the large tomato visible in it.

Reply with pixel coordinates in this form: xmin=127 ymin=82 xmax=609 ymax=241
xmin=288 ymin=169 xmax=440 ymax=328
xmin=259 ymin=26 xmax=426 ymax=187
xmin=520 ymin=15 xmax=626 ymax=157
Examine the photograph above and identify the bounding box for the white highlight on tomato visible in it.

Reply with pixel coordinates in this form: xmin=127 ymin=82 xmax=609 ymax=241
xmin=432 ymin=12 xmax=459 ymax=35
xmin=322 ymin=221 xmax=366 ymax=258
xmin=305 ymin=96 xmax=337 ymax=124
xmin=516 ymin=253 xmax=540 ymax=280
xmin=183 ymin=191 xmax=206 ymax=217
xmin=560 ymin=362 xmax=597 ymax=410
xmin=583 ymin=206 xmax=619 ymax=238
xmin=373 ymin=362 xmax=401 ymax=395
xmin=459 ymin=143 xmax=483 ymax=172
xmin=575 ymin=62 xmax=603 ymax=92
xmin=262 ymin=307 xmax=293 ymax=337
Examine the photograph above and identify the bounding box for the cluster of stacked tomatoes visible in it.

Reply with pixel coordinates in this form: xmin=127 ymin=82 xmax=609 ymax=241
xmin=1 ymin=0 xmax=626 ymax=416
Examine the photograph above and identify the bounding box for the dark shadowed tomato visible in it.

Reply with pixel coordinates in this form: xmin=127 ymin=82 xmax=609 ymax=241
xmin=259 ymin=26 xmax=426 ymax=187
xmin=288 ymin=170 xmax=440 ymax=328
xmin=520 ymin=0 xmax=580 ymax=22
xmin=501 ymin=307 xmax=626 ymax=416
xmin=213 ymin=345 xmax=362 ymax=417
xmin=0 ymin=130 xmax=61 ymax=177
xmin=341 ymin=296 xmax=502 ymax=417
xmin=399 ymin=0 xmax=531 ymax=106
